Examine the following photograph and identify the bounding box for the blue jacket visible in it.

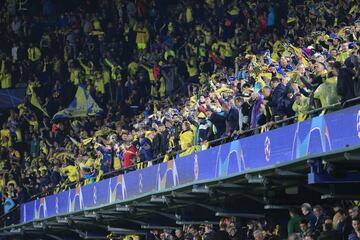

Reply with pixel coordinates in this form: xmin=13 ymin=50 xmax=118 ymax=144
xmin=348 ymin=232 xmax=360 ymax=240
xmin=225 ymin=107 xmax=239 ymax=134
xmin=270 ymin=83 xmax=286 ymax=115
xmin=4 ymin=197 xmax=15 ymax=214
xmin=101 ymin=153 xmax=112 ymax=173
xmin=267 ymin=7 xmax=275 ymax=27
xmin=140 ymin=137 xmax=153 ymax=161
xmin=304 ymin=212 xmax=317 ymax=229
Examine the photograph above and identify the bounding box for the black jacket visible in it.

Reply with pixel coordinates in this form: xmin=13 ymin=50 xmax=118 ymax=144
xmin=39 ymin=175 xmax=51 ymax=189
xmin=152 ymin=133 xmax=162 ymax=157
xmin=270 ymin=83 xmax=286 ymax=115
xmin=209 ymin=112 xmax=226 ymax=137
xmin=50 ymin=170 xmax=62 ymax=187
xmin=279 ymin=96 xmax=295 ymax=118
xmin=225 ymin=107 xmax=239 ymax=134
xmin=214 ymin=230 xmax=230 ymax=240
xmin=17 ymin=189 xmax=29 ymax=204
xmin=318 ymin=230 xmax=341 ymax=240
xmin=204 ymin=231 xmax=216 ymax=240
xmin=315 ymin=214 xmax=325 ymax=234
xmin=337 ymin=217 xmax=353 ymax=240
xmin=337 ymin=58 xmax=356 ymax=103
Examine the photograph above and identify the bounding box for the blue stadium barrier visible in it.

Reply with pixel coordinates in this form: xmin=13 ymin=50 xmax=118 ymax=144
xmin=21 ymin=105 xmax=360 ymax=223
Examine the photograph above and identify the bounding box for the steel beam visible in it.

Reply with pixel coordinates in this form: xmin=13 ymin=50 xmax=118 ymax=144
xmin=107 ymin=226 xmax=147 ymax=235
xmin=99 ymin=210 xmax=124 ymax=215
xmin=56 ymin=217 xmax=69 ymax=224
xmin=139 ymin=209 xmax=178 ymax=220
xmin=171 ymin=191 xmax=198 ymax=199
xmin=84 ymin=211 xmax=98 ymax=218
xmin=194 ymin=202 xmax=223 ymax=212
xmin=245 ymin=174 xmax=265 ymax=184
xmin=321 ymin=194 xmax=360 ymax=200
xmin=116 ymin=205 xmax=133 ymax=212
xmin=192 ymin=185 xmax=211 ymax=194
xmin=274 ymin=169 xmax=304 ymax=177
xmin=46 ymin=234 xmax=65 ymax=240
xmin=132 ymin=202 xmax=159 ymax=208
xmin=98 ymin=214 xmax=122 ymax=221
xmin=215 ymin=212 xmax=264 ymax=219
xmin=344 ymin=152 xmax=360 ymax=161
xmin=176 ymin=221 xmax=218 ymax=225
xmin=213 ymin=183 xmax=248 ymax=189
xmin=115 ymin=216 xmax=146 ymax=225
xmin=69 ymin=216 xmax=91 ymax=221
xmin=141 ymin=225 xmax=178 ymax=230
xmin=264 ymin=205 xmax=291 ymax=210
xmin=150 ymin=195 xmax=168 ymax=204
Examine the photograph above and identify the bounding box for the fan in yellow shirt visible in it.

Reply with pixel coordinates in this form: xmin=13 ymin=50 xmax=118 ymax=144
xmin=0 ymin=124 xmax=12 ymax=147
xmin=185 ymin=7 xmax=193 ymax=23
xmin=28 ymin=116 xmax=40 ymax=134
xmin=93 ymin=71 xmax=105 ymax=94
xmin=0 ymin=173 xmax=5 ymax=192
xmin=187 ymin=58 xmax=198 ymax=77
xmin=0 ymin=123 xmax=11 ymax=140
xmin=61 ymin=163 xmax=79 ymax=183
xmin=68 ymin=61 xmax=81 ymax=85
xmin=79 ymin=57 xmax=94 ymax=77
xmin=186 ymin=58 xmax=199 ymax=96
xmin=128 ymin=61 xmax=138 ymax=76
xmin=0 ymin=72 xmax=11 ymax=89
xmin=179 ymin=121 xmax=194 ymax=150
xmin=27 ymin=44 xmax=41 ymax=62
xmin=134 ymin=22 xmax=149 ymax=50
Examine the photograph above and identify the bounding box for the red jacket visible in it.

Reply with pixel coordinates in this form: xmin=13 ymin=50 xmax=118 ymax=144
xmin=209 ymin=50 xmax=223 ymax=66
xmin=123 ymin=145 xmax=137 ymax=168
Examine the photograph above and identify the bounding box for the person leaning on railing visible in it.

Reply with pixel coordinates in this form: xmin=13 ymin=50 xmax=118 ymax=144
xmin=292 ymin=93 xmax=310 ymax=122
xmin=60 ymin=160 xmax=79 ymax=190
xmin=2 ymin=192 xmax=15 ymax=226
xmin=336 ymin=53 xmax=360 ymax=106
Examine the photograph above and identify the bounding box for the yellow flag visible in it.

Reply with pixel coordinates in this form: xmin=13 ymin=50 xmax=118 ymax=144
xmin=29 ymin=86 xmax=49 ymax=117
xmin=288 ymin=44 xmax=310 ymax=66
xmin=82 ymin=137 xmax=94 ymax=145
xmin=259 ymin=73 xmax=273 ymax=81
xmin=163 ymin=154 xmax=170 ymax=162
xmin=349 ymin=5 xmax=358 ymax=14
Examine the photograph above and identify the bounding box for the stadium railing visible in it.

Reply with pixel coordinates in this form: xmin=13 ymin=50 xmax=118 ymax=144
xmin=1 ymin=96 xmax=359 ymax=227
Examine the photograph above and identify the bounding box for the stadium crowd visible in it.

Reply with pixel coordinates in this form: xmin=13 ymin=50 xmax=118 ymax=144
xmin=0 ymin=0 xmax=360 ymax=230
xmin=139 ymin=203 xmax=360 ymax=240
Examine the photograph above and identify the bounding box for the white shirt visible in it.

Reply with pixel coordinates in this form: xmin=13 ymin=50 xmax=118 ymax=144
xmin=11 ymin=20 xmax=21 ymax=34
xmin=11 ymin=46 xmax=18 ymax=61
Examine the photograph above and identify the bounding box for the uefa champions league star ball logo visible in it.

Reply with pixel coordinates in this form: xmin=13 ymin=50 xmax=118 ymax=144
xmin=357 ymin=110 xmax=360 ymax=139
xmin=194 ymin=154 xmax=199 ymax=180
xmin=264 ymin=136 xmax=271 ymax=162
